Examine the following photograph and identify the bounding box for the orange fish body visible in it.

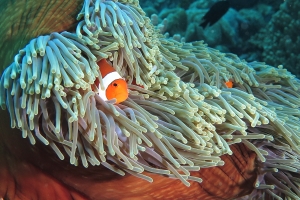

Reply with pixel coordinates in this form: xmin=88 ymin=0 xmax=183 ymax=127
xmin=96 ymin=59 xmax=128 ymax=104
xmin=225 ymin=80 xmax=233 ymax=88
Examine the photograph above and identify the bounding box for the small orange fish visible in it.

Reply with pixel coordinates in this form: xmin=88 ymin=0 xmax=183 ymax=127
xmin=95 ymin=59 xmax=128 ymax=104
xmin=225 ymin=80 xmax=233 ymax=88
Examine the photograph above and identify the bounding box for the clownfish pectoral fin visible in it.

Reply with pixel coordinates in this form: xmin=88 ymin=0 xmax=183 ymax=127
xmin=94 ymin=59 xmax=129 ymax=104
xmin=225 ymin=80 xmax=233 ymax=88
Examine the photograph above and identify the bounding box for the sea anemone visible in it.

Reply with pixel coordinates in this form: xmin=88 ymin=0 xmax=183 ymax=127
xmin=1 ymin=0 xmax=300 ymax=199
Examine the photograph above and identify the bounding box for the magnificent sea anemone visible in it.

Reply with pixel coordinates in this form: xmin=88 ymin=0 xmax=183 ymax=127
xmin=1 ymin=0 xmax=300 ymax=199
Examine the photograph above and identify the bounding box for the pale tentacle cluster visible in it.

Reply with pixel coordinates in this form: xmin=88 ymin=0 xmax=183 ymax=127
xmin=1 ymin=0 xmax=300 ymax=197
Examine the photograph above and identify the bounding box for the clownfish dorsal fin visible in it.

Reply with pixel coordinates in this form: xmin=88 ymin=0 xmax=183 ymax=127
xmin=98 ymin=59 xmax=116 ymax=78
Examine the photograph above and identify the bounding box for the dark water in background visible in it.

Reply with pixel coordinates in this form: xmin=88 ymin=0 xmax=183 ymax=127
xmin=140 ymin=0 xmax=300 ymax=77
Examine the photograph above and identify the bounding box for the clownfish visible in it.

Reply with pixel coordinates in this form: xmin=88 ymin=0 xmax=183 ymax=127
xmin=94 ymin=59 xmax=128 ymax=104
xmin=225 ymin=80 xmax=233 ymax=88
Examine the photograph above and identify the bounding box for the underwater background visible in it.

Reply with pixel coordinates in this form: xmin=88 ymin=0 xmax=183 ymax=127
xmin=140 ymin=0 xmax=299 ymax=77
xmin=1 ymin=0 xmax=300 ymax=199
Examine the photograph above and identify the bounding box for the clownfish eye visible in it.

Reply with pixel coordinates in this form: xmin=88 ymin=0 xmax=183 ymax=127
xmin=113 ymin=83 xmax=118 ymax=87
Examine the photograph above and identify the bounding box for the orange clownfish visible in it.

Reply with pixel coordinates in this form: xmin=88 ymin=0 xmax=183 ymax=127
xmin=95 ymin=59 xmax=128 ymax=104
xmin=225 ymin=80 xmax=233 ymax=88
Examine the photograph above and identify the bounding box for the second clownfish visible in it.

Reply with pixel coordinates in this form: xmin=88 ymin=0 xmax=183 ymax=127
xmin=225 ymin=80 xmax=233 ymax=88
xmin=95 ymin=59 xmax=128 ymax=104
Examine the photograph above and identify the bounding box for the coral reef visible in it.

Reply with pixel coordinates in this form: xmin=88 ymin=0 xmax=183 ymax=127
xmin=250 ymin=0 xmax=300 ymax=77
xmin=141 ymin=0 xmax=283 ymax=63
